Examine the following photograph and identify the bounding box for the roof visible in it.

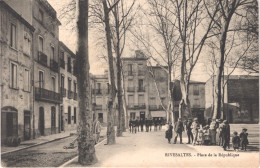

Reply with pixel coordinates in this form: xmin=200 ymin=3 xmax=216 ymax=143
xmin=59 ymin=41 xmax=76 ymax=58
xmin=38 ymin=0 xmax=61 ymax=25
xmin=0 ymin=1 xmax=35 ymax=32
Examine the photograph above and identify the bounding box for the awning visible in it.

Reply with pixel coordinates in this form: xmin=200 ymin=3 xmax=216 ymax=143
xmin=151 ymin=111 xmax=166 ymax=117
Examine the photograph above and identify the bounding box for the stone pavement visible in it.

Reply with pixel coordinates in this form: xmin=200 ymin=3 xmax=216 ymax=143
xmin=1 ymin=130 xmax=76 ymax=155
xmin=66 ymin=124 xmax=259 ymax=167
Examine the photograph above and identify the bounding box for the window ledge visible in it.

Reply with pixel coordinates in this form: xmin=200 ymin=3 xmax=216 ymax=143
xmin=22 ymin=89 xmax=31 ymax=93
xmin=9 ymin=86 xmax=19 ymax=90
xmin=9 ymin=46 xmax=18 ymax=52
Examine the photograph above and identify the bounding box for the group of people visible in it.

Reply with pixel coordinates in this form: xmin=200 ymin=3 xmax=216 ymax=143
xmin=129 ymin=118 xmax=164 ymax=133
xmin=165 ymin=118 xmax=249 ymax=151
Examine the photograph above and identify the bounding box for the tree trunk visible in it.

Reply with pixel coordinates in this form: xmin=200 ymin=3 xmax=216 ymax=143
xmin=102 ymin=0 xmax=116 ymax=145
xmin=76 ymin=0 xmax=97 ymax=165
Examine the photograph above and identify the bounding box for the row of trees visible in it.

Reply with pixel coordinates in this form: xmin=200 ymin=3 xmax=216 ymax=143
xmin=61 ymin=0 xmax=258 ymax=165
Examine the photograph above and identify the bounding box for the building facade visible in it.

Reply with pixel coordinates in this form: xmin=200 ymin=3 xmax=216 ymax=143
xmin=59 ymin=42 xmax=78 ymax=131
xmin=205 ymin=75 xmax=259 ymax=123
xmin=0 ymin=0 xmax=35 ymax=142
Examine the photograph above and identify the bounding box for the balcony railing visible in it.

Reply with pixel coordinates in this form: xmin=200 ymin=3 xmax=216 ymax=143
xmin=127 ymin=103 xmax=146 ymax=110
xmin=127 ymin=87 xmax=135 ymax=92
xmin=68 ymin=90 xmax=74 ymax=99
xmin=35 ymin=87 xmax=60 ymax=104
xmin=137 ymin=87 xmax=145 ymax=92
xmin=50 ymin=59 xmax=59 ymax=72
xmin=96 ymin=105 xmax=102 ymax=110
xmin=92 ymin=89 xmax=102 ymax=95
xmin=138 ymin=71 xmax=145 ymax=76
xmin=38 ymin=51 xmax=48 ymax=67
xmin=60 ymin=59 xmax=65 ymax=69
xmin=60 ymin=87 xmax=66 ymax=97
xmin=74 ymin=92 xmax=77 ymax=100
xmin=149 ymin=105 xmax=164 ymax=111
xmin=67 ymin=63 xmax=71 ymax=73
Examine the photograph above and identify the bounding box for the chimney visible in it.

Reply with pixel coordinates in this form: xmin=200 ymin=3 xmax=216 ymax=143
xmin=135 ymin=50 xmax=145 ymax=58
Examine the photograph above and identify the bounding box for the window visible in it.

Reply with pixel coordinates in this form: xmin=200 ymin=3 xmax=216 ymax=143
xmin=51 ymin=46 xmax=54 ymax=60
xmin=10 ymin=24 xmax=16 ymax=48
xmin=128 ymin=95 xmax=134 ymax=105
xmin=193 ymin=85 xmax=199 ymax=95
xmin=24 ymin=69 xmax=30 ymax=91
xmin=138 ymin=64 xmax=143 ymax=75
xmin=39 ymin=71 xmax=44 ymax=88
xmin=74 ymin=108 xmax=77 ymax=124
xmin=138 ymin=95 xmax=144 ymax=104
xmin=128 ymin=64 xmax=133 ymax=75
xmin=61 ymin=51 xmax=64 ymax=61
xmin=194 ymin=99 xmax=200 ymax=108
xmin=38 ymin=36 xmax=43 ymax=53
xmin=61 ymin=75 xmax=65 ymax=89
xmin=68 ymin=78 xmax=72 ymax=91
xmin=150 ymin=97 xmax=156 ymax=105
xmin=97 ymin=83 xmax=101 ymax=93
xmin=130 ymin=112 xmax=136 ymax=120
xmin=10 ymin=63 xmax=17 ymax=89
xmin=68 ymin=107 xmax=71 ymax=124
xmin=51 ymin=77 xmax=55 ymax=92
xmin=138 ymin=79 xmax=144 ymax=89
xmin=39 ymin=9 xmax=44 ymax=22
xmin=67 ymin=57 xmax=71 ymax=72
xmin=74 ymin=81 xmax=77 ymax=93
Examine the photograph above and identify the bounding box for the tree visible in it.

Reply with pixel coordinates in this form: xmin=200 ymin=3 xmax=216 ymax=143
xmin=76 ymin=0 xmax=97 ymax=165
xmin=206 ymin=0 xmax=255 ymax=119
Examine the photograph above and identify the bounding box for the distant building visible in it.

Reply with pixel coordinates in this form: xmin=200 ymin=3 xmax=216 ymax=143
xmin=0 ymin=0 xmax=35 ymax=142
xmin=59 ymin=42 xmax=78 ymax=131
xmin=205 ymin=75 xmax=259 ymax=123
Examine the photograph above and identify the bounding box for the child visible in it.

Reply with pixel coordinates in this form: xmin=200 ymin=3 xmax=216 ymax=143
xmin=165 ymin=123 xmax=173 ymax=144
xmin=232 ymin=131 xmax=240 ymax=152
xmin=197 ymin=129 xmax=204 ymax=145
xmin=240 ymin=128 xmax=249 ymax=151
xmin=203 ymin=125 xmax=211 ymax=145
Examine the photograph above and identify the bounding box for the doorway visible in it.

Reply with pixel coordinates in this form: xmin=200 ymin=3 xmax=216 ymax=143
xmin=140 ymin=111 xmax=145 ymax=120
xmin=61 ymin=106 xmax=64 ymax=131
xmin=24 ymin=111 xmax=31 ymax=140
xmin=39 ymin=107 xmax=44 ymax=136
xmin=51 ymin=106 xmax=56 ymax=134
xmin=98 ymin=113 xmax=103 ymax=123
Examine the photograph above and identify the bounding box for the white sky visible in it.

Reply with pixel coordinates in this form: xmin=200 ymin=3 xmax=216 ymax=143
xmin=48 ymin=0 xmax=252 ymax=82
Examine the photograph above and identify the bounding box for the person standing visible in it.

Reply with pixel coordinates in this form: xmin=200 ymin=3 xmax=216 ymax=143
xmin=158 ymin=118 xmax=162 ymax=130
xmin=140 ymin=118 xmax=144 ymax=132
xmin=129 ymin=119 xmax=133 ymax=133
xmin=93 ymin=118 xmax=102 ymax=144
xmin=174 ymin=118 xmax=184 ymax=144
xmin=191 ymin=118 xmax=200 ymax=146
xmin=145 ymin=118 xmax=149 ymax=132
xmin=149 ymin=118 xmax=153 ymax=132
xmin=222 ymin=120 xmax=230 ymax=150
xmin=154 ymin=118 xmax=158 ymax=131
xmin=136 ymin=118 xmax=140 ymax=132
xmin=232 ymin=131 xmax=240 ymax=152
xmin=209 ymin=119 xmax=217 ymax=145
xmin=186 ymin=118 xmax=193 ymax=144
xmin=165 ymin=123 xmax=173 ymax=144
xmin=240 ymin=128 xmax=249 ymax=151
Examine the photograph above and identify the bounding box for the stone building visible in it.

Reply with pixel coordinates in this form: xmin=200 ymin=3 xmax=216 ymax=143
xmin=32 ymin=0 xmax=61 ymax=137
xmin=0 ymin=0 xmax=35 ymax=142
xmin=205 ymin=75 xmax=259 ymax=123
xmin=59 ymin=41 xmax=78 ymax=131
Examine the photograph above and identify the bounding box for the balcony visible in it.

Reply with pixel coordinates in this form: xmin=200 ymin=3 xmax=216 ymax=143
xmin=92 ymin=89 xmax=102 ymax=95
xmin=137 ymin=87 xmax=145 ymax=92
xmin=74 ymin=92 xmax=77 ymax=100
xmin=149 ymin=105 xmax=164 ymax=111
xmin=127 ymin=103 xmax=146 ymax=110
xmin=38 ymin=51 xmax=47 ymax=67
xmin=60 ymin=87 xmax=66 ymax=97
xmin=35 ymin=87 xmax=60 ymax=104
xmin=50 ymin=59 xmax=59 ymax=72
xmin=138 ymin=71 xmax=145 ymax=76
xmin=127 ymin=87 xmax=135 ymax=92
xmin=68 ymin=90 xmax=74 ymax=99
xmin=60 ymin=59 xmax=65 ymax=69
xmin=96 ymin=105 xmax=102 ymax=110
xmin=67 ymin=63 xmax=71 ymax=73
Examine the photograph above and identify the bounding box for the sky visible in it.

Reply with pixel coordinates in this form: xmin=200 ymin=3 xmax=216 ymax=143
xmin=48 ymin=0 xmax=253 ymax=82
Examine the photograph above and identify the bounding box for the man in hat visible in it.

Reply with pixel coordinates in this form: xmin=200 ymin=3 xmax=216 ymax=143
xmin=186 ymin=118 xmax=193 ymax=144
xmin=221 ymin=120 xmax=230 ymax=150
xmin=240 ymin=128 xmax=249 ymax=151
xmin=174 ymin=118 xmax=184 ymax=144
xmin=191 ymin=118 xmax=200 ymax=145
